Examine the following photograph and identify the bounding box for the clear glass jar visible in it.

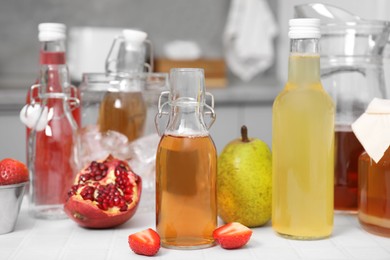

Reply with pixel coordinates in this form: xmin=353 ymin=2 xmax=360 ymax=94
xmin=78 ymin=73 xmax=147 ymax=166
xmin=78 ymin=73 xmax=167 ymax=209
xmin=155 ymin=68 xmax=217 ymax=249
xmin=321 ymin=21 xmax=390 ymax=212
xmin=358 ymin=149 xmax=390 ymax=237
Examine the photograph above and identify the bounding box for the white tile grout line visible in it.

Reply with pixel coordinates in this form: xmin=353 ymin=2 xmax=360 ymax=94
xmin=287 ymin=238 xmax=305 ymax=259
xmin=7 ymin=218 xmax=37 ymax=260
xmin=58 ymin=226 xmax=77 ymax=260
xmin=331 ymin=223 xmax=390 ymax=259
xmin=372 ymin=236 xmax=390 ymax=254
xmin=105 ymin=228 xmax=117 ymax=259
xmin=329 ymin=235 xmax=354 ymax=260
xmin=248 ymin=246 xmax=263 ymax=260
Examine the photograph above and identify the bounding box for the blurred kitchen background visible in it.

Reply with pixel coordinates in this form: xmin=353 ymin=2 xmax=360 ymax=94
xmin=0 ymin=0 xmax=390 ymax=162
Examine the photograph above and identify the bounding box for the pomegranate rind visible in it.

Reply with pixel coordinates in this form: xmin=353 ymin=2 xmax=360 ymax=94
xmin=64 ymin=156 xmax=142 ymax=229
xmin=64 ymin=187 xmax=140 ymax=228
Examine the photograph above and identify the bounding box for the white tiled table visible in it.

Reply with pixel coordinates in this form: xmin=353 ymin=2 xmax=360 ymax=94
xmin=2 ymin=201 xmax=390 ymax=260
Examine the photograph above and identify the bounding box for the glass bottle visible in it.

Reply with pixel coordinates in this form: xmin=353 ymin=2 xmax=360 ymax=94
xmin=98 ymin=29 xmax=151 ymax=142
xmin=25 ymin=23 xmax=80 ymax=219
xmin=25 ymin=23 xmax=80 ymax=168
xmin=272 ymin=18 xmax=335 ymax=239
xmin=155 ymin=68 xmax=217 ymax=249
xmin=26 ymin=23 xmax=80 ymax=129
xmin=358 ymin=150 xmax=390 ymax=237
xmin=105 ymin=29 xmax=153 ymax=74
xmin=97 ymin=74 xmax=147 ymax=142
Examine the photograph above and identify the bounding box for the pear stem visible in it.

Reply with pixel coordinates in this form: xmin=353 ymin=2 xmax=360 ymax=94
xmin=241 ymin=125 xmax=250 ymax=143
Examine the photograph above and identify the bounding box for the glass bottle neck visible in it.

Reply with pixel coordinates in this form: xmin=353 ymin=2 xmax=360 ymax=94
xmin=40 ymin=40 xmax=66 ymax=65
xmin=288 ymin=38 xmax=320 ymax=85
xmin=163 ymin=68 xmax=209 ymax=136
xmin=38 ymin=39 xmax=70 ymax=93
xmin=166 ymin=104 xmax=208 ymax=136
xmin=116 ymin=44 xmax=146 ymax=73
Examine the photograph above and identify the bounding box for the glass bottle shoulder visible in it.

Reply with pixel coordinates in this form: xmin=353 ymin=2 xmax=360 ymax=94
xmin=359 ymin=148 xmax=390 ymax=166
xmin=274 ymin=82 xmax=334 ymax=109
xmin=158 ymin=134 xmax=216 ymax=153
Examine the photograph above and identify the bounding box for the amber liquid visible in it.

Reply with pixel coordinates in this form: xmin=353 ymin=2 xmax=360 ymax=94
xmin=156 ymin=134 xmax=217 ymax=249
xmin=358 ymin=151 xmax=390 ymax=237
xmin=334 ymin=130 xmax=364 ymax=211
xmin=99 ymin=91 xmax=146 ymax=142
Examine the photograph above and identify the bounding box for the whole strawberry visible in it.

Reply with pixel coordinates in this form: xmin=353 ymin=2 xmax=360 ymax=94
xmin=0 ymin=158 xmax=29 ymax=185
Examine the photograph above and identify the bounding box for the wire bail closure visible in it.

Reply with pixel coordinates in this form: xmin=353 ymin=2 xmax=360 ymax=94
xmin=28 ymin=84 xmax=80 ymax=109
xmin=154 ymin=91 xmax=216 ymax=136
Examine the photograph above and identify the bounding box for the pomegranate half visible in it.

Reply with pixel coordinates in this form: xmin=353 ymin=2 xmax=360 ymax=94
xmin=64 ymin=155 xmax=142 ymax=228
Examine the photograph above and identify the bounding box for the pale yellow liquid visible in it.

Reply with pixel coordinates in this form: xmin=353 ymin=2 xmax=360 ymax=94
xmin=272 ymin=54 xmax=334 ymax=239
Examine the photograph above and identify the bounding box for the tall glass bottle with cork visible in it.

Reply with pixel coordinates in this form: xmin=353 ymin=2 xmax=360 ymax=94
xmin=272 ymin=18 xmax=335 ymax=239
xmin=155 ymin=68 xmax=217 ymax=249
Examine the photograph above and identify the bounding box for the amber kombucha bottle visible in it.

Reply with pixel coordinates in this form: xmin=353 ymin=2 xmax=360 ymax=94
xmin=155 ymin=68 xmax=217 ymax=249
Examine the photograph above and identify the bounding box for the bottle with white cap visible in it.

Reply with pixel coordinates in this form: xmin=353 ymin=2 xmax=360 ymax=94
xmin=272 ymin=18 xmax=335 ymax=239
xmin=22 ymin=23 xmax=80 ymax=219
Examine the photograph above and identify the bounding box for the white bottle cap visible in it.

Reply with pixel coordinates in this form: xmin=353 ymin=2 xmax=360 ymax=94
xmin=122 ymin=29 xmax=147 ymax=48
xmin=288 ymin=18 xmax=321 ymax=39
xmin=38 ymin=23 xmax=66 ymax=42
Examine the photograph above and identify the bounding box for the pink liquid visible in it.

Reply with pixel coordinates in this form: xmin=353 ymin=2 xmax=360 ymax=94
xmin=26 ymin=51 xmax=80 ymax=205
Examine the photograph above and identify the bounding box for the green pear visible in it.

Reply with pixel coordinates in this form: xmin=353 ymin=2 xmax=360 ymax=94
xmin=217 ymin=125 xmax=272 ymax=227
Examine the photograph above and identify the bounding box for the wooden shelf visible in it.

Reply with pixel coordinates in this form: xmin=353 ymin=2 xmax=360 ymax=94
xmin=154 ymin=58 xmax=227 ymax=88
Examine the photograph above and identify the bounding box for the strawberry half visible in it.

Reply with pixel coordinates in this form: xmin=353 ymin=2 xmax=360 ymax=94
xmin=0 ymin=158 xmax=29 ymax=185
xmin=213 ymin=222 xmax=252 ymax=249
xmin=128 ymin=228 xmax=160 ymax=256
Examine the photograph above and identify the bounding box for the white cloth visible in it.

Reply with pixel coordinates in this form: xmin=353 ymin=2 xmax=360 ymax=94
xmin=223 ymin=0 xmax=277 ymax=82
xmin=20 ymin=104 xmax=49 ymax=131
xmin=351 ymin=98 xmax=390 ymax=163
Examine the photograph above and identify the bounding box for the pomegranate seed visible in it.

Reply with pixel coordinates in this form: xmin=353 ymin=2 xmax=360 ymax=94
xmin=113 ymin=198 xmax=120 ymax=206
xmin=124 ymin=194 xmax=132 ymax=202
xmin=68 ymin=157 xmax=138 ymax=215
xmin=80 ymin=174 xmax=91 ymax=182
